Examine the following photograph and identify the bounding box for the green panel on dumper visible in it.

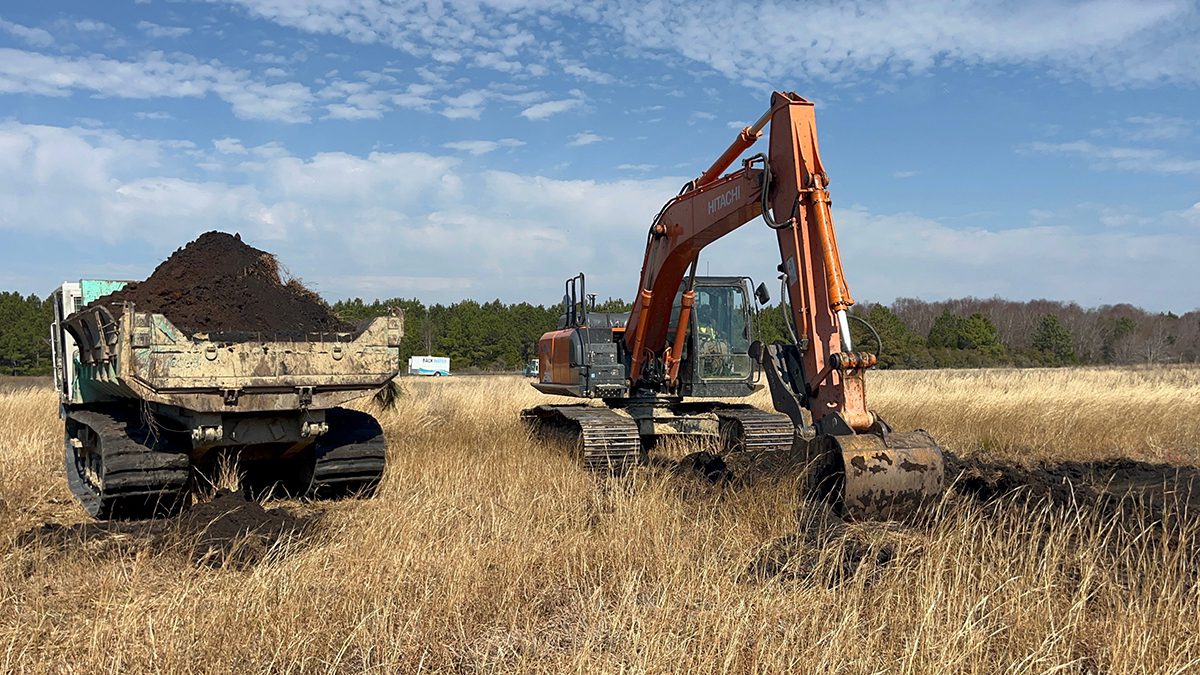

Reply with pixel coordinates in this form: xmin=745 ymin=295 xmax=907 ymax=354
xmin=80 ymin=279 xmax=131 ymax=305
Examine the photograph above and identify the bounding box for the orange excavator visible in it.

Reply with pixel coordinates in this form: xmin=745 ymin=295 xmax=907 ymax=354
xmin=523 ymin=92 xmax=943 ymax=519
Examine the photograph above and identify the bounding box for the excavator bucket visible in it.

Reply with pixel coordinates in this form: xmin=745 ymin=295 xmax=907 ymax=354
xmin=807 ymin=430 xmax=945 ymax=520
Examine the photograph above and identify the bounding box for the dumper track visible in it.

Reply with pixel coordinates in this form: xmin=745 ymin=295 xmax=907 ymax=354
xmin=309 ymin=407 xmax=388 ymax=499
xmin=522 ymin=404 xmax=642 ymax=474
xmin=713 ymin=405 xmax=795 ymax=454
xmin=64 ymin=407 xmax=190 ymax=520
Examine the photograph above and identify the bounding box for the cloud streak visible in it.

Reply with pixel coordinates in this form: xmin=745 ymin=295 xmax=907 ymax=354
xmin=1028 ymin=140 xmax=1200 ymax=174
xmin=0 ymin=47 xmax=315 ymax=122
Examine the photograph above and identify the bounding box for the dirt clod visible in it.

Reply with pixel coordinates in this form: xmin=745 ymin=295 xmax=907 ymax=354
xmin=90 ymin=231 xmax=351 ymax=338
xmin=675 ymin=451 xmax=734 ymax=484
xmin=180 ymin=489 xmax=314 ymax=567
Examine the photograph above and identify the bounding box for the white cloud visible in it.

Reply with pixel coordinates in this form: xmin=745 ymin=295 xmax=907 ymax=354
xmin=0 ymin=47 xmax=314 ymax=122
xmin=319 ymin=79 xmax=392 ymax=120
xmin=214 ymin=137 xmax=248 ymax=154
xmin=892 ymin=170 xmax=919 ymax=179
xmin=134 ymin=111 xmax=173 ymax=120
xmin=137 ymin=21 xmax=192 ymax=39
xmin=568 ymin=131 xmax=604 ymax=146
xmin=0 ymin=120 xmax=681 ymax=301
xmin=1121 ymin=114 xmax=1194 ymax=142
xmin=473 ymin=51 xmax=526 ymax=74
xmin=562 ymin=62 xmax=614 ymax=84
xmin=442 ymin=89 xmax=487 ymax=120
xmin=0 ymin=122 xmax=253 ymax=243
xmin=442 ymin=138 xmax=525 ymax=155
xmin=831 ymin=205 xmax=1200 ymax=310
xmin=0 ymin=19 xmax=53 ymax=47
xmin=610 ymin=0 xmax=1199 ymax=87
xmin=1028 ymin=140 xmax=1200 ymax=174
xmin=4 ymin=120 xmax=1197 ymax=310
xmin=73 ymin=20 xmax=114 ymax=34
xmin=521 ymin=97 xmax=582 ymax=121
xmin=617 ymin=163 xmax=656 ymax=172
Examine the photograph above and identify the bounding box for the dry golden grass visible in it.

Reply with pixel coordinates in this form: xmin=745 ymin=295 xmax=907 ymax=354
xmin=1 ymin=368 xmax=1199 ymax=673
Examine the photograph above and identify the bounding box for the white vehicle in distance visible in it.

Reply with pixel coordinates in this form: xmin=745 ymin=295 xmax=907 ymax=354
xmin=408 ymin=355 xmax=450 ymax=376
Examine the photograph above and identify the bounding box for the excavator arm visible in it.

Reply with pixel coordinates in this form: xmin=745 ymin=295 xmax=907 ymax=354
xmin=624 ymin=93 xmax=868 ymax=429
xmin=623 ymin=91 xmax=943 ymax=518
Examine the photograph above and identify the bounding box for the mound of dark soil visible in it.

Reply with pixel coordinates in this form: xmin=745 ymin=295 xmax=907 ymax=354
xmin=17 ymin=490 xmax=316 ymax=568
xmin=945 ymin=454 xmax=1200 ymax=520
xmin=748 ymin=521 xmax=916 ymax=586
xmin=90 ymin=231 xmax=351 ymax=338
xmin=180 ymin=489 xmax=313 ymax=567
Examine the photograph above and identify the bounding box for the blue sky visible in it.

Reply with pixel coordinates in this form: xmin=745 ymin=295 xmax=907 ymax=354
xmin=0 ymin=0 xmax=1197 ymax=311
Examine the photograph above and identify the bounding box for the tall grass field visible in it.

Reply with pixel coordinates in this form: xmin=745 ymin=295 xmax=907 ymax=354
xmin=2 ymin=368 xmax=1199 ymax=672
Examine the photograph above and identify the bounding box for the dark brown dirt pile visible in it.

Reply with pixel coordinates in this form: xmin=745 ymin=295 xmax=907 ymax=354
xmin=945 ymin=454 xmax=1200 ymax=520
xmin=90 ymin=231 xmax=351 ymax=338
xmin=180 ymin=489 xmax=314 ymax=567
xmin=17 ymin=490 xmax=316 ymax=569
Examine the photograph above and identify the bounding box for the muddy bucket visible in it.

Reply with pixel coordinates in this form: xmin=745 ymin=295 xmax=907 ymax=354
xmin=805 ymin=430 xmax=945 ymax=520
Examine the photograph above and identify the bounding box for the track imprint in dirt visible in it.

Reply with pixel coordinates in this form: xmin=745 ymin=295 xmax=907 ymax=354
xmin=17 ymin=490 xmax=317 ymax=568
xmin=89 ymin=231 xmax=351 ymax=339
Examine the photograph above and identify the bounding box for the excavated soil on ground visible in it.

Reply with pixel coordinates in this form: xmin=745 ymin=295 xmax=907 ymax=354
xmin=679 ymin=445 xmax=1200 ymax=584
xmin=693 ymin=443 xmax=1200 ymax=521
xmin=945 ymin=454 xmax=1200 ymax=521
xmin=90 ymin=231 xmax=350 ymax=338
xmin=18 ymin=490 xmax=316 ymax=568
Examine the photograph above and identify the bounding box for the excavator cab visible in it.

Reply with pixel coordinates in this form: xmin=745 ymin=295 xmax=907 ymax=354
xmin=534 ymin=274 xmax=762 ymax=400
xmin=673 ymin=278 xmax=757 ymax=395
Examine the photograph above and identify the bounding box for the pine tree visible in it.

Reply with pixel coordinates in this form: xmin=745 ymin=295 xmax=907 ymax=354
xmin=1031 ymin=314 xmax=1076 ymax=364
xmin=927 ymin=310 xmax=964 ymax=349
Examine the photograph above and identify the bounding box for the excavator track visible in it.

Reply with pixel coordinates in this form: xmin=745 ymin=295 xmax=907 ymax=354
xmin=64 ymin=407 xmax=190 ymax=520
xmin=522 ymin=404 xmax=642 ymax=473
xmin=713 ymin=404 xmax=796 ymax=454
xmin=308 ymin=407 xmax=388 ymax=499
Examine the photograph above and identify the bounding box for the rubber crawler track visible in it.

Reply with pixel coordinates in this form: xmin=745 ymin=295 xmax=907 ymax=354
xmin=522 ymin=404 xmax=642 ymax=474
xmin=64 ymin=407 xmax=190 ymax=520
xmin=713 ymin=404 xmax=795 ymax=454
xmin=309 ymin=407 xmax=388 ymax=499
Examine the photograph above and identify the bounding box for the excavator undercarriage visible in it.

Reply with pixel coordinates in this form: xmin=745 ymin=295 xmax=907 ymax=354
xmin=522 ymin=400 xmax=795 ymax=473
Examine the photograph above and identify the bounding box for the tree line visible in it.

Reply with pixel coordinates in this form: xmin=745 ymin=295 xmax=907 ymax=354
xmin=337 ymin=295 xmax=1200 ymax=371
xmin=756 ymin=297 xmax=1200 ymax=369
xmin=2 ymin=290 xmax=1196 ymax=375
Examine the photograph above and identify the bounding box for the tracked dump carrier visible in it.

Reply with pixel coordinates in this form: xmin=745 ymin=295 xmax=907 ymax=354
xmin=50 ymin=280 xmax=402 ymax=519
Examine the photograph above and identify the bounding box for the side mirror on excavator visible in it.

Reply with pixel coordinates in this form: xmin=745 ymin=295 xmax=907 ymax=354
xmin=754 ymin=282 xmax=771 ymax=305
